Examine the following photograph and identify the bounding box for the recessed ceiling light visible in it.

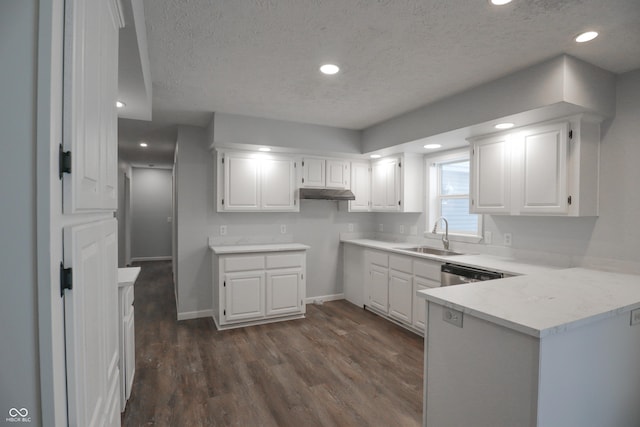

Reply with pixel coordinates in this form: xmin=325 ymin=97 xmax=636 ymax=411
xmin=320 ymin=64 xmax=340 ymax=75
xmin=495 ymin=122 xmax=515 ymax=130
xmin=139 ymin=142 xmax=148 ymax=147
xmin=116 ymin=101 xmax=125 ymax=108
xmin=258 ymin=147 xmax=271 ymax=152
xmin=424 ymin=144 xmax=442 ymax=149
xmin=575 ymin=31 xmax=598 ymax=43
xmin=370 ymin=154 xmax=381 ymax=159
xmin=490 ymin=0 xmax=512 ymax=5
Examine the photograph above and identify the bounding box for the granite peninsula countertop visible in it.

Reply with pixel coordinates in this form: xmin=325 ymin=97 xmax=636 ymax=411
xmin=418 ymin=268 xmax=640 ymax=338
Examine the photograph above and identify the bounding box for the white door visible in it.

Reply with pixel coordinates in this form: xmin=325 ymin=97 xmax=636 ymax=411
xmin=266 ymin=269 xmax=303 ymax=316
xmin=326 ymin=160 xmax=349 ymax=189
xmin=388 ymin=269 xmax=413 ymax=324
xmin=302 ymin=157 xmax=325 ymax=187
xmin=369 ymin=263 xmax=389 ymax=313
xmin=261 ymin=157 xmax=296 ymax=211
xmin=64 ymin=219 xmax=120 ymax=427
xmin=224 ymin=155 xmax=260 ymax=210
xmin=470 ymin=134 xmax=511 ymax=214
xmin=224 ymin=271 xmax=265 ymax=322
xmin=413 ymin=276 xmax=439 ymax=331
xmin=349 ymin=162 xmax=371 ymax=212
xmin=517 ymin=122 xmax=569 ymax=214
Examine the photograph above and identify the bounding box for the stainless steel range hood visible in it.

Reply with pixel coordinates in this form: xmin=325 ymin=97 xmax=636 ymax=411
xmin=299 ymin=188 xmax=356 ymax=201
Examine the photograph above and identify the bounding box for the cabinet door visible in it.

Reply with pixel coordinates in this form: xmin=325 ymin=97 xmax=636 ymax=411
xmin=413 ymin=276 xmax=439 ymax=331
xmin=349 ymin=162 xmax=371 ymax=212
xmin=471 ymin=134 xmax=511 ymax=214
xmin=302 ymin=157 xmax=325 ymax=187
xmin=517 ymin=122 xmax=569 ymax=214
xmin=224 ymin=155 xmax=260 ymax=210
xmin=369 ymin=263 xmax=389 ymax=313
xmin=266 ymin=269 xmax=303 ymax=316
xmin=124 ymin=310 xmax=135 ymax=401
xmin=261 ymin=157 xmax=296 ymax=211
xmin=224 ymin=271 xmax=265 ymax=322
xmin=326 ymin=160 xmax=349 ymax=189
xmin=371 ymin=159 xmax=399 ymax=211
xmin=389 ymin=269 xmax=413 ymax=324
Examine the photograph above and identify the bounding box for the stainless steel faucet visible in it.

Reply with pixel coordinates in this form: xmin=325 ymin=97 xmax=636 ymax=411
xmin=432 ymin=217 xmax=449 ymax=250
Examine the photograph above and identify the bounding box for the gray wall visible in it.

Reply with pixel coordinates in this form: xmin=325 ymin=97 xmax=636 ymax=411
xmin=131 ymin=167 xmax=173 ymax=260
xmin=0 ymin=0 xmax=41 ymax=423
xmin=175 ymin=124 xmax=376 ymax=318
xmin=377 ymin=69 xmax=640 ymax=272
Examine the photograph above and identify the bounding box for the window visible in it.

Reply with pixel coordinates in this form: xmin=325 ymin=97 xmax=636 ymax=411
xmin=426 ymin=150 xmax=482 ymax=241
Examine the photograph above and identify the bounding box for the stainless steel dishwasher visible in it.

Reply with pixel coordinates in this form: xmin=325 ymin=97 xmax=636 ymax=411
xmin=440 ymin=263 xmax=512 ymax=286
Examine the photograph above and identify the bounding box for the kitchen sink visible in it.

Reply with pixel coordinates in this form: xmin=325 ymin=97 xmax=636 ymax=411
xmin=397 ymin=247 xmax=464 ymax=256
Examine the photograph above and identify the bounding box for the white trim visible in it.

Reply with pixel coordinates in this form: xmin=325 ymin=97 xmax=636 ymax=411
xmin=305 ymin=293 xmax=345 ymax=304
xmin=130 ymin=256 xmax=171 ymax=262
xmin=177 ymin=309 xmax=213 ymax=321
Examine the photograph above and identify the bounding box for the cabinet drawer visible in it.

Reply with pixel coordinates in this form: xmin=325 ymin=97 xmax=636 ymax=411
xmin=414 ymin=260 xmax=441 ymax=281
xmin=224 ymin=255 xmax=265 ymax=272
xmin=390 ymin=255 xmax=412 ymax=273
xmin=368 ymin=250 xmax=389 ymax=267
xmin=266 ymin=253 xmax=303 ymax=269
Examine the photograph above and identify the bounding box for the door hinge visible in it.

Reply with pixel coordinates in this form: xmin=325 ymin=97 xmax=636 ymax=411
xmin=222 ymin=198 xmax=225 ymax=206
xmin=471 ymin=198 xmax=475 ymax=206
xmin=301 ymin=273 xmax=304 ymax=280
xmin=60 ymin=263 xmax=72 ymax=297
xmin=223 ymin=281 xmax=226 ymax=287
xmin=302 ymin=160 xmax=305 ymax=167
xmin=568 ymin=195 xmax=572 ymax=205
xmin=294 ymin=199 xmax=297 ymax=206
xmin=224 ymin=309 xmax=226 ymax=316
xmin=294 ymin=162 xmax=296 ymax=168
xmin=398 ymin=162 xmax=402 ymax=168
xmin=302 ymin=178 xmax=305 ymax=184
xmin=398 ymin=200 xmax=401 ymax=206
xmin=58 ymin=144 xmax=71 ymax=179
xmin=568 ymin=130 xmax=573 ymax=140
xmin=221 ymin=157 xmax=225 ymax=164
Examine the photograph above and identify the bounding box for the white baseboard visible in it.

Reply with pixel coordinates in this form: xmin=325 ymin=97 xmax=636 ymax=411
xmin=130 ymin=256 xmax=172 ymax=262
xmin=177 ymin=309 xmax=213 ymax=321
xmin=305 ymin=293 xmax=344 ymax=304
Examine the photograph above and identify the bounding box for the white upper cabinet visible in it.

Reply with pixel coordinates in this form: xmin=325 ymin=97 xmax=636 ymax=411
xmin=301 ymin=157 xmax=350 ymax=189
xmin=370 ymin=154 xmax=423 ymax=213
xmin=218 ymin=151 xmax=298 ymax=212
xmin=63 ymin=0 xmax=120 ymax=213
xmin=470 ymin=133 xmax=511 ymax=214
xmin=470 ymin=115 xmax=600 ymax=217
xmin=349 ymin=161 xmax=371 ymax=212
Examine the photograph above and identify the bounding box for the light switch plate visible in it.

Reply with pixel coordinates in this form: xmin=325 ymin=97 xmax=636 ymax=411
xmin=631 ymin=308 xmax=640 ymax=326
xmin=219 ymin=225 xmax=227 ymax=236
xmin=280 ymin=224 xmax=287 ymax=234
xmin=443 ymin=308 xmax=463 ymax=328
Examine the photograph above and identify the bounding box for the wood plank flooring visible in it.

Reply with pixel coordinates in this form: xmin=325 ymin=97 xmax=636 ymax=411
xmin=121 ymin=261 xmax=424 ymax=426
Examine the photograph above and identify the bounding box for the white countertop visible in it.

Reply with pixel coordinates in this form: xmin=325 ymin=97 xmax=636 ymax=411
xmin=209 ymin=243 xmax=310 ymax=254
xmin=341 ymin=238 xmax=559 ymax=276
xmin=118 ymin=267 xmax=141 ymax=288
xmin=418 ymin=268 xmax=640 ymax=338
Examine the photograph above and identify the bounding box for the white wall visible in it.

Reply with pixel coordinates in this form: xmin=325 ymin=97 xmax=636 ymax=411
xmin=174 ymin=124 xmax=376 ymax=318
xmin=0 ymin=0 xmax=42 ymax=423
xmin=376 ymin=69 xmax=640 ymax=273
xmin=131 ymin=167 xmax=173 ymax=260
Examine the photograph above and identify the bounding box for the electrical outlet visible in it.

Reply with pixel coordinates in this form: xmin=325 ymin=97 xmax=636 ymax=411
xmin=503 ymin=232 xmax=512 ymax=246
xmin=219 ymin=225 xmax=227 ymax=236
xmin=280 ymin=224 xmax=287 ymax=234
xmin=443 ymin=308 xmax=463 ymax=328
xmin=167 ymin=216 xmax=172 ymax=223
xmin=399 ymin=225 xmax=405 ymax=234
xmin=348 ymin=223 xmax=354 ymax=232
xmin=484 ymin=231 xmax=492 ymax=244
xmin=379 ymin=224 xmax=384 ymax=232
xmin=631 ymin=308 xmax=640 ymax=326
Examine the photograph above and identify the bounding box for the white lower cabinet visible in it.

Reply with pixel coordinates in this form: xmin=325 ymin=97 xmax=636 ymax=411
xmin=117 ymin=266 xmax=140 ymax=412
xmin=212 ymin=247 xmax=307 ymax=329
xmin=363 ymin=248 xmax=441 ymax=333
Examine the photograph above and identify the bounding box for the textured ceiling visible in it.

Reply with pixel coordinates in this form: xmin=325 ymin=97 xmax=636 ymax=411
xmin=120 ymin=0 xmax=640 ymax=166
xmin=142 ymin=0 xmax=640 ymax=130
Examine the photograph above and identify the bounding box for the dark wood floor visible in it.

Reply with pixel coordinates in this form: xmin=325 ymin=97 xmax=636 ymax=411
xmin=122 ymin=261 xmax=424 ymax=426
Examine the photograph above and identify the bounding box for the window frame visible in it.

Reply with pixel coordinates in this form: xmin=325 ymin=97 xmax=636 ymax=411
xmin=424 ymin=148 xmax=484 ymax=243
